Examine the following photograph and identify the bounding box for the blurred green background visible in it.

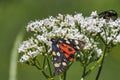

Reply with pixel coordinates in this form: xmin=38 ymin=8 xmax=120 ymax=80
xmin=0 ymin=0 xmax=120 ymax=80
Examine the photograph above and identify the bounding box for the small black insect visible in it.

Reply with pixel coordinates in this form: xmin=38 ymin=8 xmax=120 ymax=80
xmin=99 ymin=10 xmax=118 ymax=21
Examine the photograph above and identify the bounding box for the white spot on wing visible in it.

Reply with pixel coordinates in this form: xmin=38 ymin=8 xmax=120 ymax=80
xmin=59 ymin=69 xmax=62 ymax=73
xmin=66 ymin=40 xmax=70 ymax=44
xmin=53 ymin=58 xmax=57 ymax=60
xmin=54 ymin=63 xmax=61 ymax=67
xmin=76 ymin=46 xmax=80 ymax=50
xmin=57 ymin=52 xmax=60 ymax=56
xmin=52 ymin=51 xmax=56 ymax=56
xmin=57 ymin=44 xmax=59 ymax=48
xmin=62 ymin=62 xmax=67 ymax=66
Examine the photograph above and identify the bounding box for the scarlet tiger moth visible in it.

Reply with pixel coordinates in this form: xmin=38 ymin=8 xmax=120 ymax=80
xmin=51 ymin=38 xmax=85 ymax=75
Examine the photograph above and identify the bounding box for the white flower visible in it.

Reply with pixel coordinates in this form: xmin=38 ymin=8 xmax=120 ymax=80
xmin=107 ymin=37 xmax=113 ymax=44
xmin=27 ymin=20 xmax=44 ymax=33
xmin=95 ymin=48 xmax=102 ymax=57
xmin=62 ymin=14 xmax=75 ymax=27
xmin=81 ymin=78 xmax=84 ymax=80
xmin=37 ymin=35 xmax=47 ymax=42
xmin=84 ymin=43 xmax=92 ymax=50
xmin=57 ymin=14 xmax=64 ymax=20
xmin=18 ymin=37 xmax=37 ymax=53
xmin=19 ymin=54 xmax=30 ymax=63
xmin=91 ymin=11 xmax=98 ymax=17
xmin=74 ymin=13 xmax=84 ymax=23
xmin=27 ymin=50 xmax=40 ymax=57
xmin=18 ymin=11 xmax=120 ymax=63
xmin=116 ymin=34 xmax=120 ymax=42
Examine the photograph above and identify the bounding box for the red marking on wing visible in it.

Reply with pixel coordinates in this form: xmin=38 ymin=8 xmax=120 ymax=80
xmin=59 ymin=44 xmax=76 ymax=62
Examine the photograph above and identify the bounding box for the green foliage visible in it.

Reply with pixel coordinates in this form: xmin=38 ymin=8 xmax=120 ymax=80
xmin=0 ymin=0 xmax=120 ymax=80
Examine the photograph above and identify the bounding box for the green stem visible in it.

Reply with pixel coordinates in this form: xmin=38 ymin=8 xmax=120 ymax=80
xmin=95 ymin=46 xmax=107 ymax=80
xmin=80 ymin=55 xmax=103 ymax=79
xmin=95 ymin=25 xmax=108 ymax=80
xmin=9 ymin=30 xmax=24 ymax=80
xmin=34 ymin=63 xmax=50 ymax=78
xmin=64 ymin=62 xmax=74 ymax=80
xmin=42 ymin=71 xmax=50 ymax=79
xmin=47 ymin=57 xmax=53 ymax=78
xmin=43 ymin=56 xmax=46 ymax=69
xmin=63 ymin=71 xmax=67 ymax=80
xmin=35 ymin=58 xmax=50 ymax=79
xmin=43 ymin=43 xmax=54 ymax=79
xmin=82 ymin=65 xmax=86 ymax=79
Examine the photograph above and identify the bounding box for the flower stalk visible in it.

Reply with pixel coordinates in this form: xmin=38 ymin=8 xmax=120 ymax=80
xmin=95 ymin=46 xmax=107 ymax=80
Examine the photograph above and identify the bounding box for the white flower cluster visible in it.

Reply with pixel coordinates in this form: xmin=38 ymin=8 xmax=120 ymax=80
xmin=18 ymin=11 xmax=120 ymax=63
xmin=18 ymin=37 xmax=43 ymax=62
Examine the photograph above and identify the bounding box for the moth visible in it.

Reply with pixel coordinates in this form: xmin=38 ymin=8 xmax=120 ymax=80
xmin=51 ymin=38 xmax=85 ymax=75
